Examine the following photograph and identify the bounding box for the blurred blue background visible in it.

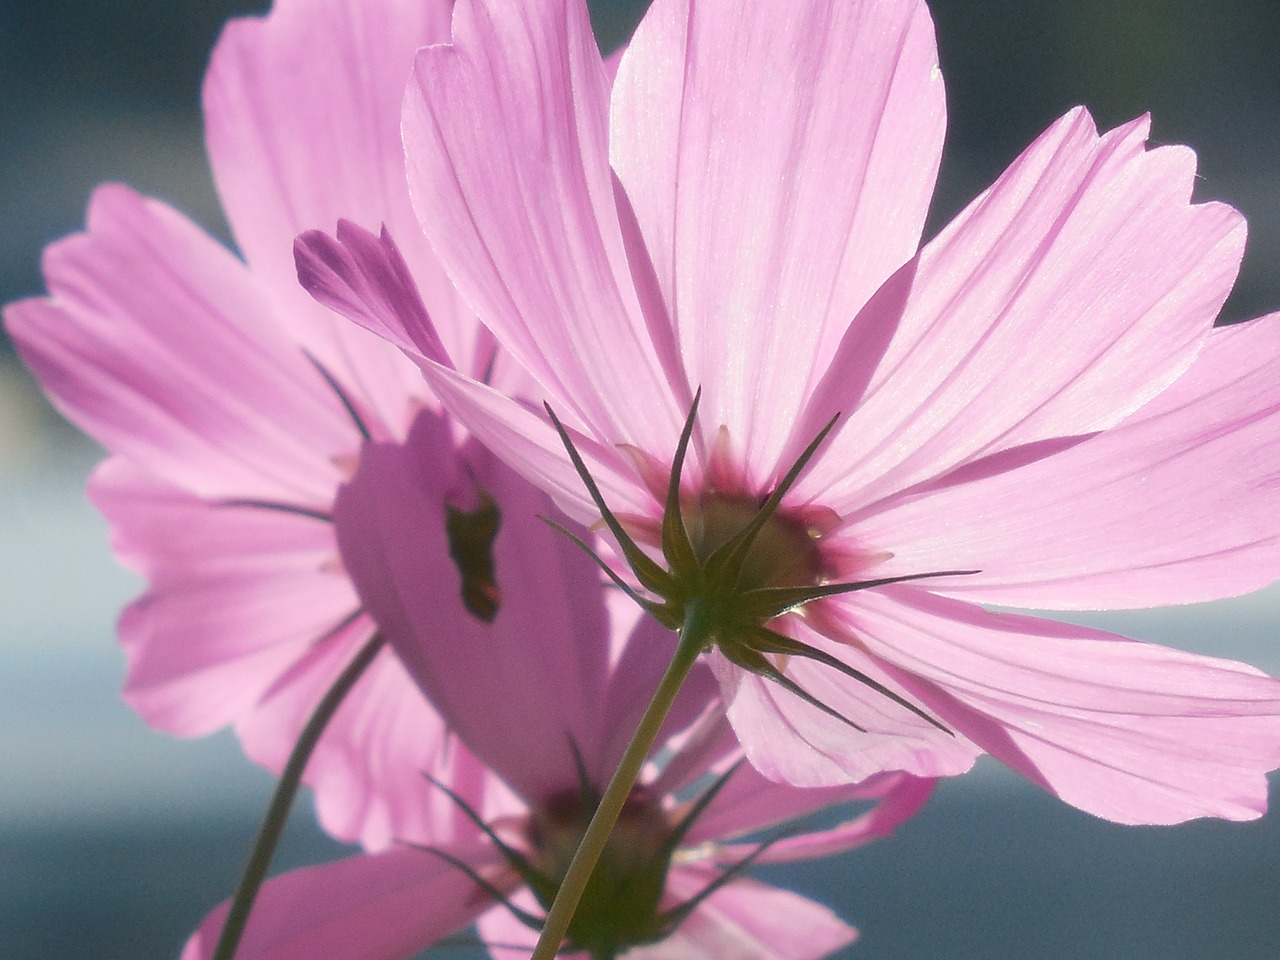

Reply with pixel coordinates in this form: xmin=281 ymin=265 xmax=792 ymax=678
xmin=2 ymin=1 xmax=1279 ymax=958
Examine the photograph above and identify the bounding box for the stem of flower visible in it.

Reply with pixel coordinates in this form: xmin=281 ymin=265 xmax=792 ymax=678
xmin=529 ymin=602 xmax=711 ymax=960
xmin=210 ymin=632 xmax=387 ymax=960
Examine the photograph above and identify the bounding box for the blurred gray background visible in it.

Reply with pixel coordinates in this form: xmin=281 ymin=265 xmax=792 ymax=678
xmin=2 ymin=1 xmax=1279 ymax=958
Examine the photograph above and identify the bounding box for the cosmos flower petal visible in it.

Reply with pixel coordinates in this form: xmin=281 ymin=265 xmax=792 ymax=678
xmin=402 ymin=0 xmax=687 ymax=455
xmin=857 ymin=312 xmax=1280 ymax=608
xmin=294 ymin=221 xmax=453 ymax=367
xmin=335 ymin=412 xmax=616 ymax=800
xmin=799 ymin=109 xmax=1247 ymax=511
xmin=689 ymin=769 xmax=934 ymax=864
xmin=714 ymin=622 xmax=982 ymax=788
xmin=91 ymin=458 xmax=363 ymax=738
xmin=745 ymin=773 xmax=935 ymax=864
xmin=847 ymin=588 xmax=1280 ymax=824
xmin=205 ymin=0 xmax=459 ymax=426
xmin=4 ymin=186 xmax=355 ymax=505
xmin=180 ymin=843 xmax=504 ymax=960
xmin=91 ymin=458 xmax=456 ymax=849
xmin=611 ymin=0 xmax=945 ymax=477
xmin=633 ymin=865 xmax=858 ymax=960
xmin=233 ymin=637 xmax=471 ymax=851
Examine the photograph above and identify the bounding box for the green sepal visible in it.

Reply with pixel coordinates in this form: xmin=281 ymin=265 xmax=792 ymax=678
xmin=422 ymin=773 xmax=553 ymax=895
xmin=717 ymin=638 xmax=869 ymax=733
xmin=739 ymin=624 xmax=951 ymax=734
xmin=409 ymin=842 xmax=546 ymax=931
xmin=701 ymin=414 xmax=839 ymax=590
xmin=736 ymin=568 xmax=980 ymax=622
xmin=544 ymin=403 xmax=675 ymax=597
xmin=659 ymin=389 xmax=703 ymax=583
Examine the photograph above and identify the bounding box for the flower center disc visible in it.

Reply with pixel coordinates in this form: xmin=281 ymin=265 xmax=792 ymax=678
xmin=528 ymin=787 xmax=672 ymax=956
xmin=684 ymin=493 xmax=827 ymax=593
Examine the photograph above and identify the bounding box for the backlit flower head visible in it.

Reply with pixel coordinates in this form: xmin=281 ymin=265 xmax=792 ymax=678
xmin=299 ymin=0 xmax=1280 ymax=824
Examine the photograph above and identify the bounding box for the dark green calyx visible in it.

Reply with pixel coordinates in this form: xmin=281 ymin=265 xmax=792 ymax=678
xmin=526 ymin=787 xmax=671 ymax=956
xmin=545 ymin=392 xmax=973 ymax=735
xmin=682 ymin=492 xmax=828 ymax=594
xmin=420 ymin=764 xmax=749 ymax=960
xmin=445 ymin=491 xmax=502 ymax=622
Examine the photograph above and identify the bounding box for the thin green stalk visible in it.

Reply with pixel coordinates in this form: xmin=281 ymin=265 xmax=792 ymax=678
xmin=529 ymin=602 xmax=712 ymax=960
xmin=210 ymin=633 xmax=387 ymax=960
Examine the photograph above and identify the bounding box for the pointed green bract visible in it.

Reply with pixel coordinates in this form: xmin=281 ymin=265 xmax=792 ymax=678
xmin=702 ymin=415 xmax=839 ymax=591
xmin=544 ymin=403 xmax=674 ymax=597
xmin=425 ymin=755 xmax=764 ymax=960
xmin=660 ymin=389 xmax=704 ymax=583
xmin=546 ymin=398 xmax=967 ymax=735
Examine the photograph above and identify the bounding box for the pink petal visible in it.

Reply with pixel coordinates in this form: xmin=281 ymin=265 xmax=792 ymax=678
xmin=205 ymin=0 xmax=459 ymax=429
xmin=335 ymin=410 xmax=618 ymax=800
xmin=92 ymin=458 xmax=459 ymax=848
xmin=857 ymin=312 xmax=1280 ymax=608
xmin=402 ymin=0 xmax=687 ymax=455
xmin=294 ymin=220 xmax=543 ymax=403
xmin=91 ymin=458 xmax=363 ymax=738
xmin=629 ymin=865 xmax=857 ymax=960
xmin=611 ymin=0 xmax=945 ymax=479
xmin=716 ymin=619 xmax=982 ymax=787
xmin=4 ymin=186 xmax=356 ymax=505
xmin=844 ymin=588 xmax=1280 ymax=824
xmin=798 ymin=110 xmax=1246 ymax=513
xmin=181 ymin=843 xmax=506 ymax=960
xmin=294 ymin=222 xmax=452 ymax=368
xmin=691 ymin=769 xmax=934 ymax=865
xmin=233 ymin=631 xmax=465 ymax=851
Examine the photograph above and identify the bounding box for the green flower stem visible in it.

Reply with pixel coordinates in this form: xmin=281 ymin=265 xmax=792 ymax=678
xmin=211 ymin=633 xmax=387 ymax=960
xmin=529 ymin=601 xmax=712 ymax=960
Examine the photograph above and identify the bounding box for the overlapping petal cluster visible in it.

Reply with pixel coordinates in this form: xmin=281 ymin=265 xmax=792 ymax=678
xmin=300 ymin=0 xmax=1280 ymax=825
xmin=181 ymin=425 xmax=931 ymax=960
xmin=3 ymin=0 xmax=480 ymax=850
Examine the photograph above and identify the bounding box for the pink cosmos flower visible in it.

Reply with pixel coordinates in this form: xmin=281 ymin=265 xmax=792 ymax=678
xmin=298 ymin=0 xmax=1280 ymax=825
xmin=1 ymin=0 xmax=491 ymax=848
xmin=182 ymin=425 xmax=934 ymax=960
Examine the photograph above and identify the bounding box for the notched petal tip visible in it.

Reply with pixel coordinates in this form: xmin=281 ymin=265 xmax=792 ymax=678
xmin=294 ymin=221 xmax=454 ymax=367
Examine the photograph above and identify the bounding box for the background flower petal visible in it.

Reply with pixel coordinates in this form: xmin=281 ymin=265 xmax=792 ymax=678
xmin=336 ymin=411 xmax=616 ymax=801
xmin=4 ymin=186 xmax=356 ymax=505
xmin=91 ymin=457 xmax=462 ymax=849
xmin=205 ymin=0 xmax=458 ymax=428
xmin=689 ymin=769 xmax=934 ymax=865
xmin=181 ymin=843 xmax=505 ymax=960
